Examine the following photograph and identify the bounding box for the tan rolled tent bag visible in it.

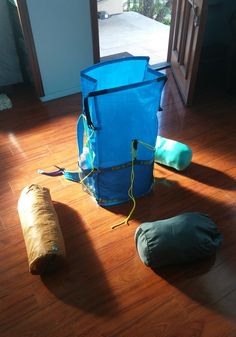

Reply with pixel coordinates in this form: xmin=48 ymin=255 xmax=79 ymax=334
xmin=18 ymin=184 xmax=66 ymax=274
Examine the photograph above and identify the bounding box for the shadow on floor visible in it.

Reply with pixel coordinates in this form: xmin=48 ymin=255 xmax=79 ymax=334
xmin=104 ymin=170 xmax=235 ymax=225
xmin=157 ymin=161 xmax=236 ymax=190
xmin=0 ymin=84 xmax=81 ymax=133
xmin=41 ymin=202 xmax=119 ymax=317
xmin=151 ymin=250 xmax=236 ymax=321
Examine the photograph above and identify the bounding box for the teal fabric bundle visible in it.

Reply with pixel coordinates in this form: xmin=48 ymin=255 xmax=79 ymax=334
xmin=155 ymin=136 xmax=192 ymax=171
xmin=135 ymin=212 xmax=223 ymax=268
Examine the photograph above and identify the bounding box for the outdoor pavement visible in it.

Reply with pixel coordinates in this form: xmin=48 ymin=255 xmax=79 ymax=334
xmin=98 ymin=11 xmax=170 ymax=65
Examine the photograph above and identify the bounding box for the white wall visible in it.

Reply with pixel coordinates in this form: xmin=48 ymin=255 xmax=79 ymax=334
xmin=0 ymin=0 xmax=23 ymax=86
xmin=26 ymin=0 xmax=94 ymax=100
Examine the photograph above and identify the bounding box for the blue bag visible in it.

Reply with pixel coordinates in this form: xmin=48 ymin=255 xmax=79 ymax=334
xmin=78 ymin=57 xmax=167 ymax=206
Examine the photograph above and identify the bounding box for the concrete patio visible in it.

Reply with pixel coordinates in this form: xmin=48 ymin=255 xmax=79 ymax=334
xmin=98 ymin=11 xmax=170 ymax=65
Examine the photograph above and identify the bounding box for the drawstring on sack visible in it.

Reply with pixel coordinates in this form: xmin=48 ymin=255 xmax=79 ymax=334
xmin=111 ymin=139 xmax=155 ymax=229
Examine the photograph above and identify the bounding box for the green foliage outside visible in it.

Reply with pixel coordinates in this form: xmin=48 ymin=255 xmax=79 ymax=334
xmin=123 ymin=0 xmax=173 ymax=25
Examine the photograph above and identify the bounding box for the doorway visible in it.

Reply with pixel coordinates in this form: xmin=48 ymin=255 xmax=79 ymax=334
xmin=95 ymin=0 xmax=173 ymax=65
xmin=91 ymin=0 xmax=209 ymax=105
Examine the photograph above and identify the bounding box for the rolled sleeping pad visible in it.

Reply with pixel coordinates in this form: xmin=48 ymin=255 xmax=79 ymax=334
xmin=18 ymin=184 xmax=66 ymax=274
xmin=155 ymin=136 xmax=193 ymax=171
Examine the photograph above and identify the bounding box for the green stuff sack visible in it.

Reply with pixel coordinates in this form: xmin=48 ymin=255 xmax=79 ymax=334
xmin=135 ymin=212 xmax=223 ymax=268
xmin=155 ymin=136 xmax=192 ymax=171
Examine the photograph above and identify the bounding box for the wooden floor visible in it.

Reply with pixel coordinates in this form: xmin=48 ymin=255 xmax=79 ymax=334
xmin=0 ymin=74 xmax=236 ymax=337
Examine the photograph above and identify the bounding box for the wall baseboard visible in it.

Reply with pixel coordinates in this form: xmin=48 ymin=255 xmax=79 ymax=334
xmin=40 ymin=86 xmax=81 ymax=102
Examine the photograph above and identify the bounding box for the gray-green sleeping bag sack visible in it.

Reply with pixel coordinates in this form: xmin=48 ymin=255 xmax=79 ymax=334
xmin=135 ymin=212 xmax=223 ymax=268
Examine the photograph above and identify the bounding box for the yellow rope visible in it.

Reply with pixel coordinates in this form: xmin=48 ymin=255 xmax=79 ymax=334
xmin=111 ymin=139 xmax=155 ymax=230
xmin=137 ymin=140 xmax=155 ymax=151
xmin=111 ymin=140 xmax=137 ymax=229
xmin=79 ymin=168 xmax=95 ymax=184
xmin=81 ymin=114 xmax=95 ymax=169
xmin=78 ymin=114 xmax=95 ymax=195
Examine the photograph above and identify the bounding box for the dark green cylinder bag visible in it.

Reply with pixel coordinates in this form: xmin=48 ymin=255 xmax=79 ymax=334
xmin=135 ymin=212 xmax=223 ymax=268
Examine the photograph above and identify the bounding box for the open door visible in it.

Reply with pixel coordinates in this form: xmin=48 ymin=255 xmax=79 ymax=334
xmin=168 ymin=0 xmax=208 ymax=105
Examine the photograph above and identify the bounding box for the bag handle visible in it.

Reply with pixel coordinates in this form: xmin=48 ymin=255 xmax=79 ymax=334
xmin=77 ymin=114 xmax=85 ymax=157
xmin=84 ymin=96 xmax=96 ymax=130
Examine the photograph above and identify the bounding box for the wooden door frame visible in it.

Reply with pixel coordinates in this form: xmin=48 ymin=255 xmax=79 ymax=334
xmin=167 ymin=0 xmax=177 ymax=62
xmin=16 ymin=0 xmax=44 ymax=97
xmin=90 ymin=0 xmax=100 ymax=63
xmin=167 ymin=0 xmax=208 ymax=105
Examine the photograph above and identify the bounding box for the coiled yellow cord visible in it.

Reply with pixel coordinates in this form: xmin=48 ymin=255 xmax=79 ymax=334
xmin=111 ymin=139 xmax=155 ymax=229
xmin=111 ymin=140 xmax=137 ymax=229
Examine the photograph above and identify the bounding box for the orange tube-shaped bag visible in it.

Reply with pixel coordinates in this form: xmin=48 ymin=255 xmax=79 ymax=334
xmin=18 ymin=184 xmax=66 ymax=274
